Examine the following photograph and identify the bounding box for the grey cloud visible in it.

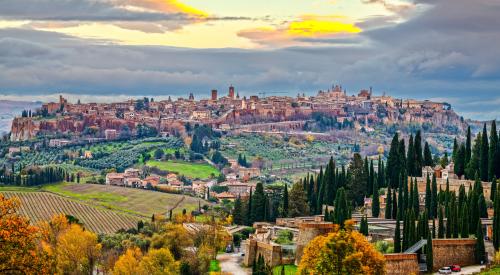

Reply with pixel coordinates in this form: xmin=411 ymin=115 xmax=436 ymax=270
xmin=1 ymin=0 xmax=500 ymax=120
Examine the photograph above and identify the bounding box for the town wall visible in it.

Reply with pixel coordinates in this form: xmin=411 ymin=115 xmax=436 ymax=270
xmin=295 ymin=222 xmax=336 ymax=265
xmin=432 ymin=238 xmax=477 ymax=272
xmin=384 ymin=253 xmax=419 ymax=275
xmin=243 ymin=239 xmax=283 ymax=267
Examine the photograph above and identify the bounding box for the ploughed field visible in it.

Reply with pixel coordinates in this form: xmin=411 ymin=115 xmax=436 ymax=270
xmin=44 ymin=182 xmax=204 ymax=216
xmin=1 ymin=191 xmax=139 ymax=234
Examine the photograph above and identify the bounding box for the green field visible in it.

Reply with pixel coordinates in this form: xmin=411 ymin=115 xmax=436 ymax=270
xmin=209 ymin=260 xmax=221 ymax=272
xmin=480 ymin=267 xmax=500 ymax=274
xmin=0 ymin=191 xmax=139 ymax=234
xmin=2 ymin=182 xmax=205 ymax=217
xmin=146 ymin=160 xmax=220 ymax=179
xmin=272 ymin=265 xmax=297 ymax=275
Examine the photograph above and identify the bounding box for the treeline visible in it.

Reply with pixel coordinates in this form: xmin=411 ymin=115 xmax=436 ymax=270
xmin=0 ymin=166 xmax=70 ymax=186
xmin=452 ymin=122 xmax=500 ymax=182
xmin=390 ymin=174 xmax=488 ymax=264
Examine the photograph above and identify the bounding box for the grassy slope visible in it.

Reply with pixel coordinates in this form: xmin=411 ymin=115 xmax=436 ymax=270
xmin=480 ymin=267 xmax=500 ymax=274
xmin=43 ymin=182 xmax=204 ymax=217
xmin=146 ymin=160 xmax=220 ymax=179
xmin=272 ymin=265 xmax=297 ymax=275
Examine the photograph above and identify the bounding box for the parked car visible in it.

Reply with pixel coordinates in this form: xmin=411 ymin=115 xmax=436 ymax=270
xmin=450 ymin=265 xmax=461 ymax=272
xmin=439 ymin=267 xmax=452 ymax=274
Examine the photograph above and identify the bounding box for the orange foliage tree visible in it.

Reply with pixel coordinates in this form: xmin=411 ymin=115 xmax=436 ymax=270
xmin=298 ymin=220 xmax=385 ymax=275
xmin=0 ymin=194 xmax=51 ymax=274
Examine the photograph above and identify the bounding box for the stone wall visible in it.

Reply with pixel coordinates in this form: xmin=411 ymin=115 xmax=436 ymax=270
xmin=432 ymin=238 xmax=477 ymax=272
xmin=295 ymin=222 xmax=336 ymax=265
xmin=384 ymin=253 xmax=419 ymax=275
xmin=243 ymin=239 xmax=283 ymax=268
xmin=414 ymin=177 xmax=491 ymax=201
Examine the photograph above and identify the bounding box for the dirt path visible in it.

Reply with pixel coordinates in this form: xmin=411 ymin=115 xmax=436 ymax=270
xmin=217 ymin=252 xmax=250 ymax=275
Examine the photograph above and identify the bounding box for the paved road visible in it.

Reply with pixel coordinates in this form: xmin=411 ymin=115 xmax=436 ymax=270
xmin=434 ymin=265 xmax=486 ymax=275
xmin=217 ymin=251 xmax=250 ymax=275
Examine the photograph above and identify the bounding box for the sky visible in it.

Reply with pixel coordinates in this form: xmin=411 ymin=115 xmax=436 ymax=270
xmin=0 ymin=0 xmax=499 ymax=120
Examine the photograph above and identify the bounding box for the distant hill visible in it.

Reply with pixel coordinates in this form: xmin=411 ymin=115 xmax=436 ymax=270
xmin=0 ymin=100 xmax=42 ymax=135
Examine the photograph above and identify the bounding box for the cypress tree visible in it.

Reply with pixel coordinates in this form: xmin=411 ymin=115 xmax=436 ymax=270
xmin=378 ymin=156 xmax=385 ymax=188
xmin=392 ymin=187 xmax=398 ymax=220
xmin=452 ymin=195 xmax=459 ymax=238
xmin=325 ymin=157 xmax=336 ymax=205
xmin=388 ymin=133 xmax=401 ymax=188
xmin=247 ymin=188 xmax=253 ymax=225
xmin=364 ymin=157 xmax=370 ymax=196
xmin=317 ymin=177 xmax=325 ymax=214
xmin=394 ymin=212 xmax=401 ymax=253
xmin=425 ymin=175 xmax=431 ymax=217
xmin=489 ymin=120 xmax=498 ymax=181
xmin=424 ymin=142 xmax=433 ymax=166
xmin=407 ymin=134 xmax=415 ymax=176
xmin=402 ymin=171 xmax=409 ymax=212
xmin=369 ymin=159 xmax=375 ymax=197
xmin=455 ymin=144 xmax=466 ymax=179
xmin=446 ymin=202 xmax=452 ymax=238
xmin=372 ymin=175 xmax=380 ymax=218
xmin=399 ymin=139 xmax=407 ymax=174
xmin=481 ymin=123 xmax=489 ymax=181
xmin=334 ymin=187 xmax=350 ymax=227
xmin=402 ymin=211 xmax=409 ymax=250
xmin=431 ymin=174 xmax=438 ymax=219
xmin=438 ymin=207 xmax=444 ymax=238
xmin=478 ymin=194 xmax=487 ymax=218
xmin=413 ymin=178 xmax=420 ymax=216
xmin=233 ymin=195 xmax=243 ymax=225
xmin=415 ymin=130 xmax=423 ymax=176
xmin=493 ymin=183 xmax=500 ymax=250
xmin=461 ymin=201 xmax=469 ymax=237
xmin=426 ymin=231 xmax=433 ymax=272
xmin=385 ymin=187 xmax=392 ymax=219
xmin=282 ymin=184 xmax=289 ymax=217
xmin=491 ymin=177 xmax=497 ymax=202
xmin=475 ymin=219 xmax=486 ymax=264
xmin=360 ymin=215 xmax=369 ymax=236
xmin=466 ymin=126 xmax=472 ymax=165
xmin=252 ymin=182 xmax=267 ymax=222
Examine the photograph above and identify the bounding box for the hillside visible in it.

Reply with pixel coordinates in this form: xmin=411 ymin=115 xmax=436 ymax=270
xmin=44 ymin=182 xmax=205 ymax=217
xmin=1 ymin=191 xmax=139 ymax=234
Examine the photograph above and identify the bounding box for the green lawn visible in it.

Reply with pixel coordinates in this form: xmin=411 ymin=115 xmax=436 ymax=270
xmin=481 ymin=267 xmax=500 ymax=274
xmin=272 ymin=265 xmax=297 ymax=275
xmin=146 ymin=160 xmax=220 ymax=179
xmin=209 ymin=260 xmax=221 ymax=272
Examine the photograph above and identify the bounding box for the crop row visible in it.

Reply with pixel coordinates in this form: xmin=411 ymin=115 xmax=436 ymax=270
xmin=1 ymin=191 xmax=140 ymax=234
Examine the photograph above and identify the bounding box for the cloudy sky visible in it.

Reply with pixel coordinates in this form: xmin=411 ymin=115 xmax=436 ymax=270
xmin=0 ymin=0 xmax=499 ymax=120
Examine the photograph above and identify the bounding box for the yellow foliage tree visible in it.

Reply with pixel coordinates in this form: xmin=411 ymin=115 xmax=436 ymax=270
xmin=55 ymin=223 xmax=101 ymax=274
xmin=305 ymin=134 xmax=315 ymax=143
xmin=113 ymin=247 xmax=143 ymax=275
xmin=150 ymin=223 xmax=192 ymax=260
xmin=138 ymin=248 xmax=180 ymax=275
xmin=298 ymin=220 xmax=385 ymax=275
xmin=0 ymin=194 xmax=52 ymax=274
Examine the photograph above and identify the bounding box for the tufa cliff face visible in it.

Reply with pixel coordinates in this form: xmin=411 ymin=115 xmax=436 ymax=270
xmin=10 ymin=116 xmax=136 ymax=141
xmin=10 ymin=117 xmax=40 ymax=141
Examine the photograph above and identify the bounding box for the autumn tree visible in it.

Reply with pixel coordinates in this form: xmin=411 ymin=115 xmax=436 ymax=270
xmin=0 ymin=195 xmax=51 ymax=274
xmin=113 ymin=247 xmax=143 ymax=275
xmin=139 ymin=248 xmax=180 ymax=274
xmin=55 ymin=223 xmax=101 ymax=274
xmin=150 ymin=223 xmax=192 ymax=260
xmin=298 ymin=220 xmax=385 ymax=275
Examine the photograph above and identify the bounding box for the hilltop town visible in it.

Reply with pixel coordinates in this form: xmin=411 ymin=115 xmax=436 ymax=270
xmin=9 ymin=85 xmax=465 ymax=142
